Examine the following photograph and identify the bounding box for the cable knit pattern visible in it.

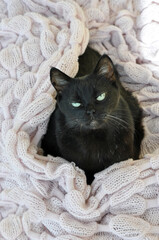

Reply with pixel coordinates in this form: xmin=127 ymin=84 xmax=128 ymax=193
xmin=0 ymin=0 xmax=159 ymax=239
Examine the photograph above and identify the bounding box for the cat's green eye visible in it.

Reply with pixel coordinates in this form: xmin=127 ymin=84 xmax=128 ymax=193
xmin=96 ymin=92 xmax=106 ymax=101
xmin=72 ymin=102 xmax=81 ymax=107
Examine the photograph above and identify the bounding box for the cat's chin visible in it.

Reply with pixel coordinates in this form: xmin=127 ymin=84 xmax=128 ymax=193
xmin=89 ymin=120 xmax=99 ymax=128
xmin=85 ymin=120 xmax=103 ymax=130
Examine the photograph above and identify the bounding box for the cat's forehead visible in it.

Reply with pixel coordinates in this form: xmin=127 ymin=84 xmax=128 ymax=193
xmin=74 ymin=77 xmax=96 ymax=95
xmin=75 ymin=75 xmax=106 ymax=91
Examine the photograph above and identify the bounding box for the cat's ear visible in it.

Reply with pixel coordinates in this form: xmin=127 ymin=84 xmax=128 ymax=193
xmin=50 ymin=67 xmax=70 ymax=92
xmin=94 ymin=55 xmax=115 ymax=80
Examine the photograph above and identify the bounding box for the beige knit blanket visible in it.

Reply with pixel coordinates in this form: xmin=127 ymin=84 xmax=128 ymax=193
xmin=0 ymin=0 xmax=159 ymax=239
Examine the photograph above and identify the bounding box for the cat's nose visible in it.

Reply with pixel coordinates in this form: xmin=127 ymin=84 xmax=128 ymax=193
xmin=86 ymin=108 xmax=95 ymax=116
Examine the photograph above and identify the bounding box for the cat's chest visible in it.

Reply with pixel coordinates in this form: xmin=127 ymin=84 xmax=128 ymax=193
xmin=59 ymin=131 xmax=107 ymax=170
xmin=57 ymin=125 xmax=133 ymax=173
xmin=60 ymin=130 xmax=110 ymax=158
xmin=80 ymin=133 xmax=107 ymax=150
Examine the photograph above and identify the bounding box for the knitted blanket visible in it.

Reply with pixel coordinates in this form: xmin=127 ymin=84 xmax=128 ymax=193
xmin=0 ymin=0 xmax=159 ymax=239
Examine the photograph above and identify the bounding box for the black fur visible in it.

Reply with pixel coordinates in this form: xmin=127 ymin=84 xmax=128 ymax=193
xmin=41 ymin=48 xmax=144 ymax=184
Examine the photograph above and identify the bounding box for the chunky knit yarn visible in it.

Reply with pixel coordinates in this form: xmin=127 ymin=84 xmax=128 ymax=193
xmin=0 ymin=0 xmax=159 ymax=239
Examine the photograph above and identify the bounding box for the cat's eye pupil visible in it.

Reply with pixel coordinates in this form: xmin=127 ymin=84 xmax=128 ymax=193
xmin=72 ymin=102 xmax=81 ymax=107
xmin=96 ymin=93 xmax=106 ymax=101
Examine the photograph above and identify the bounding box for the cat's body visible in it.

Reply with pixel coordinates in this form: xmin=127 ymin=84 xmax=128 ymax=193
xmin=42 ymin=47 xmax=144 ymax=183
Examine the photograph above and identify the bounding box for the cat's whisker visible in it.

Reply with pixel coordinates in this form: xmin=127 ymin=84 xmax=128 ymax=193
xmin=62 ymin=120 xmax=79 ymax=129
xmin=96 ymin=114 xmax=121 ymax=131
xmin=80 ymin=123 xmax=84 ymax=133
xmin=105 ymin=116 xmax=129 ymax=130
xmin=107 ymin=114 xmax=129 ymax=126
xmin=104 ymin=117 xmax=123 ymax=133
xmin=98 ymin=113 xmax=128 ymax=126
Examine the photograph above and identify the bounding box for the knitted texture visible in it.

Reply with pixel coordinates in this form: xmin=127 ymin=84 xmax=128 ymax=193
xmin=0 ymin=0 xmax=159 ymax=239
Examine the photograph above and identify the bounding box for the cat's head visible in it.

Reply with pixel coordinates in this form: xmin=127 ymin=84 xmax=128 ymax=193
xmin=50 ymin=55 xmax=120 ymax=131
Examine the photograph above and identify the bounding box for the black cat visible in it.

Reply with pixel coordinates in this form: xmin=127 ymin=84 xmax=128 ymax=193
xmin=41 ymin=48 xmax=144 ymax=183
